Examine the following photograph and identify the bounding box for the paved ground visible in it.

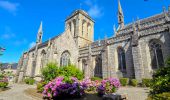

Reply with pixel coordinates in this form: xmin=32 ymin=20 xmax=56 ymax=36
xmin=0 ymin=84 xmax=149 ymax=100
xmin=116 ymin=86 xmax=150 ymax=100
xmin=0 ymin=83 xmax=37 ymax=100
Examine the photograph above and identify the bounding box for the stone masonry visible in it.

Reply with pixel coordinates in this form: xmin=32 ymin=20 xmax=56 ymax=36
xmin=16 ymin=1 xmax=170 ymax=82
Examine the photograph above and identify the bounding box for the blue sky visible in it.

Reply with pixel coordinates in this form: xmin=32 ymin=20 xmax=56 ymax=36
xmin=0 ymin=0 xmax=169 ymax=63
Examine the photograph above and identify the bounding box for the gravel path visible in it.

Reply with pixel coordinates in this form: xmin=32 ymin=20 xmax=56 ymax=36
xmin=0 ymin=84 xmax=149 ymax=100
xmin=116 ymin=87 xmax=150 ymax=100
xmin=0 ymin=83 xmax=36 ymax=100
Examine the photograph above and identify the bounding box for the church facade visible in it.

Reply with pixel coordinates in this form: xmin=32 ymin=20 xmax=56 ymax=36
xmin=16 ymin=1 xmax=170 ymax=82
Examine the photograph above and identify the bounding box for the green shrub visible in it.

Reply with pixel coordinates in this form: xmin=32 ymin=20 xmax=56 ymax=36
xmin=91 ymin=77 xmax=102 ymax=81
xmin=150 ymin=62 xmax=170 ymax=94
xmin=149 ymin=66 xmax=170 ymax=94
xmin=24 ymin=78 xmax=35 ymax=85
xmin=130 ymin=79 xmax=138 ymax=87
xmin=37 ymin=81 xmax=47 ymax=93
xmin=0 ymin=74 xmax=4 ymax=80
xmin=148 ymin=92 xmax=170 ymax=100
xmin=155 ymin=92 xmax=170 ymax=100
xmin=142 ymin=78 xmax=151 ymax=87
xmin=41 ymin=63 xmax=84 ymax=82
xmin=148 ymin=57 xmax=170 ymax=99
xmin=41 ymin=62 xmax=59 ymax=82
xmin=119 ymin=78 xmax=129 ymax=86
xmin=58 ymin=65 xmax=84 ymax=80
xmin=0 ymin=75 xmax=8 ymax=88
xmin=0 ymin=82 xmax=8 ymax=88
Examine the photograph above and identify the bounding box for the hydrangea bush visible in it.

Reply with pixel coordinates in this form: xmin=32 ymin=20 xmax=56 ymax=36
xmin=81 ymin=78 xmax=100 ymax=92
xmin=0 ymin=76 xmax=8 ymax=88
xmin=43 ymin=77 xmax=121 ymax=99
xmin=97 ymin=78 xmax=121 ymax=95
xmin=43 ymin=76 xmax=86 ymax=99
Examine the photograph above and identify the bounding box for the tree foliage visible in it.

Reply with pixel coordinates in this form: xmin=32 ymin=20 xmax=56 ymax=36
xmin=41 ymin=62 xmax=84 ymax=82
xmin=41 ymin=62 xmax=59 ymax=82
xmin=58 ymin=64 xmax=84 ymax=80
xmin=149 ymin=57 xmax=170 ymax=99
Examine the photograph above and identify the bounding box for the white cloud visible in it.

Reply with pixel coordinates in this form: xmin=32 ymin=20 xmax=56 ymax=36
xmin=29 ymin=42 xmax=36 ymax=48
xmin=14 ymin=39 xmax=27 ymax=46
xmin=1 ymin=33 xmax=15 ymax=39
xmin=1 ymin=27 xmax=16 ymax=39
xmin=85 ymin=0 xmax=93 ymax=6
xmin=0 ymin=1 xmax=19 ymax=15
xmin=84 ymin=0 xmax=103 ymax=19
xmin=88 ymin=5 xmax=103 ymax=18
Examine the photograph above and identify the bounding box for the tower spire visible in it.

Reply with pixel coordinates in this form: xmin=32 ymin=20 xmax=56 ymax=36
xmin=36 ymin=21 xmax=43 ymax=44
xmin=113 ymin=25 xmax=116 ymax=36
xmin=38 ymin=21 xmax=43 ymax=34
xmin=117 ymin=0 xmax=124 ymax=30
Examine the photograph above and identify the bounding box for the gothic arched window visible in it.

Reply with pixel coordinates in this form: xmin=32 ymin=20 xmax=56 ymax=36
xmin=69 ymin=22 xmax=71 ymax=32
xmin=117 ymin=47 xmax=126 ymax=72
xmin=41 ymin=49 xmax=46 ymax=68
xmin=149 ymin=40 xmax=164 ymax=69
xmin=87 ymin=23 xmax=91 ymax=37
xmin=73 ymin=19 xmax=76 ymax=37
xmin=94 ymin=55 xmax=102 ymax=78
xmin=82 ymin=20 xmax=86 ymax=36
xmin=32 ymin=53 xmax=35 ymax=58
xmin=41 ymin=50 xmax=46 ymax=56
xmin=60 ymin=51 xmax=70 ymax=67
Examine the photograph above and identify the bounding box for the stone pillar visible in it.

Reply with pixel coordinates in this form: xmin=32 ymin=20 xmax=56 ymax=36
xmin=87 ymin=45 xmax=93 ymax=78
xmin=102 ymin=44 xmax=109 ymax=79
xmin=78 ymin=59 xmax=82 ymax=71
xmin=18 ymin=71 xmax=24 ymax=83
xmin=132 ymin=46 xmax=143 ymax=82
xmin=92 ymin=57 xmax=96 ymax=77
xmin=84 ymin=60 xmax=89 ymax=78
xmin=131 ymin=21 xmax=144 ymax=82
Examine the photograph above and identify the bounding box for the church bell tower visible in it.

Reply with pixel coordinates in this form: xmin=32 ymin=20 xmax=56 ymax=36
xmin=65 ymin=10 xmax=94 ymax=48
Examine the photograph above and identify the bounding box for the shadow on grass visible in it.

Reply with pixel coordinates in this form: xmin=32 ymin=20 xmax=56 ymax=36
xmin=0 ymin=87 xmax=11 ymax=93
xmin=24 ymin=88 xmax=103 ymax=100
xmin=51 ymin=93 xmax=102 ymax=100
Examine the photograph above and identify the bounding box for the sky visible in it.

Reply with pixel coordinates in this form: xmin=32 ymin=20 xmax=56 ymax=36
xmin=0 ymin=0 xmax=169 ymax=63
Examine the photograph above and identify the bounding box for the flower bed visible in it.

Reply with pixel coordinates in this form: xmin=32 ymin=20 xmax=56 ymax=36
xmin=42 ymin=77 xmax=120 ymax=99
xmin=0 ymin=76 xmax=8 ymax=88
xmin=43 ymin=77 xmax=86 ymax=99
xmin=97 ymin=78 xmax=120 ymax=96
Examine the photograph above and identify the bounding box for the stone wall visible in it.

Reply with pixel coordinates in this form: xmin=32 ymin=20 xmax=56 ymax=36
xmin=16 ymin=9 xmax=170 ymax=82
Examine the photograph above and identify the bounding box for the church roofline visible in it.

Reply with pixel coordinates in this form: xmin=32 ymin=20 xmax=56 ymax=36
xmin=29 ymin=33 xmax=62 ymax=52
xmin=65 ymin=9 xmax=95 ymax=22
xmin=121 ymin=12 xmax=166 ymax=31
xmin=29 ymin=8 xmax=168 ymax=53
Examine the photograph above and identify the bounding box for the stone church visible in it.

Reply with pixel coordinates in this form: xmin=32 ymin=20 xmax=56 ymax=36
xmin=16 ymin=0 xmax=170 ymax=82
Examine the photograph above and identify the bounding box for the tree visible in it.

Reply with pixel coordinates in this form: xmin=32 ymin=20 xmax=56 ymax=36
xmin=0 ymin=46 xmax=5 ymax=56
xmin=0 ymin=46 xmax=5 ymax=71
